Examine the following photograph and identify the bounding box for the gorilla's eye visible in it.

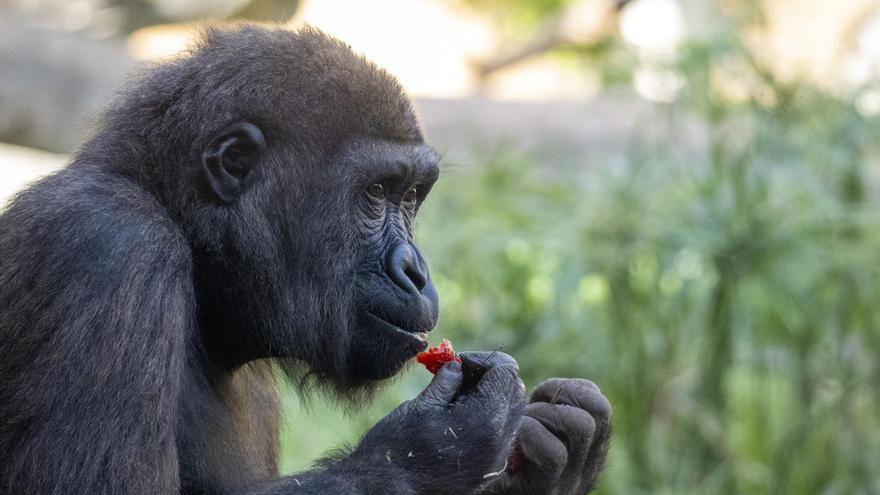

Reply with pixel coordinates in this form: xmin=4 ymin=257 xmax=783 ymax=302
xmin=368 ymin=183 xmax=386 ymax=199
xmin=403 ymin=187 xmax=418 ymax=204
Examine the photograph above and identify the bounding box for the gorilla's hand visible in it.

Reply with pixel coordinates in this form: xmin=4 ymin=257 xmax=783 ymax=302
xmin=480 ymin=378 xmax=612 ymax=495
xmin=352 ymin=352 xmax=526 ymax=495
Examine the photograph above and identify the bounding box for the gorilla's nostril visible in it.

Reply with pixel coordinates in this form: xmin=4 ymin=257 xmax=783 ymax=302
xmin=387 ymin=243 xmax=429 ymax=293
xmin=404 ymin=264 xmax=427 ymax=291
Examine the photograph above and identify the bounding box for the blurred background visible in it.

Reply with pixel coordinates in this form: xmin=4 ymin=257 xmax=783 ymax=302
xmin=3 ymin=0 xmax=880 ymax=493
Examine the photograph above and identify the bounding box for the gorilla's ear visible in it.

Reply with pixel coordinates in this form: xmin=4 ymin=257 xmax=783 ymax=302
xmin=202 ymin=122 xmax=266 ymax=203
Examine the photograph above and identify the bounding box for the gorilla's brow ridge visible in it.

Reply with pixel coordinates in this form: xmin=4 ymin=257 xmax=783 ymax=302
xmin=343 ymin=139 xmax=441 ymax=185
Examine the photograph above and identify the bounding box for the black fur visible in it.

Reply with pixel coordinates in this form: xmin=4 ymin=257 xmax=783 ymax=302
xmin=0 ymin=24 xmax=608 ymax=495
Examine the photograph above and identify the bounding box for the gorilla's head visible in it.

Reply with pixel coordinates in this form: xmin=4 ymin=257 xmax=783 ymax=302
xmin=97 ymin=25 xmax=440 ymax=393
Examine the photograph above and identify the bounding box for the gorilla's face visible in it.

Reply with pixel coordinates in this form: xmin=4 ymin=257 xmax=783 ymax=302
xmin=343 ymin=140 xmax=441 ymax=380
xmin=266 ymin=139 xmax=441 ymax=382
xmin=191 ymin=128 xmax=440 ymax=386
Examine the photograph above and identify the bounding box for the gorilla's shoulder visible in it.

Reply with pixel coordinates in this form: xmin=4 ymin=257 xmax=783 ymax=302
xmin=0 ymin=165 xmax=191 ymax=283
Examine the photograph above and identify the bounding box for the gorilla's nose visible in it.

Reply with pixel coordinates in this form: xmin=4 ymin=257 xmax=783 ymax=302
xmin=386 ymin=242 xmax=428 ymax=293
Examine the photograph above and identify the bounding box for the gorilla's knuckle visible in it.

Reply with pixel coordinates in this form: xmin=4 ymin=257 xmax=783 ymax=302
xmin=570 ymin=378 xmax=600 ymax=391
xmin=524 ymin=402 xmax=557 ymax=425
xmin=561 ymin=406 xmax=597 ymax=444
xmin=518 ymin=417 xmax=568 ymax=472
xmin=533 ymin=377 xmax=561 ymax=394
xmin=579 ymin=389 xmax=612 ymax=418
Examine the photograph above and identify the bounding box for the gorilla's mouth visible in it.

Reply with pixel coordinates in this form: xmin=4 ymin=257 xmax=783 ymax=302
xmin=364 ymin=311 xmax=429 ymax=349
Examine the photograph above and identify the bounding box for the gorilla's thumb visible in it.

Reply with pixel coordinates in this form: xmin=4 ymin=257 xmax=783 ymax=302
xmin=417 ymin=361 xmax=463 ymax=408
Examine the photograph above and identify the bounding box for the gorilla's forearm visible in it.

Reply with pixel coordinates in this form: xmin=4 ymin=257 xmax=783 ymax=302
xmin=250 ymin=354 xmax=527 ymax=495
xmin=246 ymin=457 xmax=416 ymax=495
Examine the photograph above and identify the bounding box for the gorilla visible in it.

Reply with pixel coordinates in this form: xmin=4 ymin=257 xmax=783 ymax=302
xmin=0 ymin=25 xmax=610 ymax=495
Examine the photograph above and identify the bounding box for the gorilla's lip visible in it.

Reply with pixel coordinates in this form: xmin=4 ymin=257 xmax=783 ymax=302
xmin=364 ymin=311 xmax=429 ymax=349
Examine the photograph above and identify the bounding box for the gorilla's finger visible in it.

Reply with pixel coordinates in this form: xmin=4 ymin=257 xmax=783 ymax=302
xmin=532 ymin=377 xmax=595 ymax=400
xmin=525 ymin=402 xmax=597 ymax=493
xmin=531 ymin=378 xmax=611 ymax=417
xmin=516 ymin=415 xmax=568 ymax=479
xmin=459 ymin=351 xmax=519 ymax=372
xmin=479 ymin=417 xmax=568 ymax=495
xmin=416 ymin=360 xmax=463 ymax=407
xmin=525 ymin=402 xmax=597 ymax=455
xmin=470 ymin=363 xmax=525 ymax=407
xmin=582 ymin=420 xmax=612 ymax=493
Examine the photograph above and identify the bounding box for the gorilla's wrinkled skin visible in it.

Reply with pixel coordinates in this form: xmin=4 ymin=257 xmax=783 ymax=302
xmin=0 ymin=25 xmax=610 ymax=495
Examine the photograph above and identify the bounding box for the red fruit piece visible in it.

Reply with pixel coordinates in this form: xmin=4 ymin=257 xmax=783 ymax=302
xmin=416 ymin=338 xmax=462 ymax=374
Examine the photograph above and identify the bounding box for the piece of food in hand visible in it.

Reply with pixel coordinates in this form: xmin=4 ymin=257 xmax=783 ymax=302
xmin=416 ymin=338 xmax=462 ymax=374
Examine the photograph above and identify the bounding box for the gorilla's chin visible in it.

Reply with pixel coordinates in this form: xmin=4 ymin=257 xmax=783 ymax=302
xmin=348 ymin=312 xmax=429 ymax=381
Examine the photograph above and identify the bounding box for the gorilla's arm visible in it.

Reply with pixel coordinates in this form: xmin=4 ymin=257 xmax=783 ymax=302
xmin=245 ymin=458 xmax=414 ymax=495
xmin=248 ymin=353 xmax=526 ymax=495
xmin=0 ymin=172 xmax=191 ymax=494
xmin=250 ymin=362 xmax=612 ymax=495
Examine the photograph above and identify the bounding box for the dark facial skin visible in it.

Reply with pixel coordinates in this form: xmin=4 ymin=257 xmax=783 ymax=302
xmin=0 ymin=24 xmax=610 ymax=495
xmin=345 ymin=141 xmax=441 ymax=380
